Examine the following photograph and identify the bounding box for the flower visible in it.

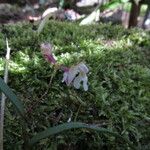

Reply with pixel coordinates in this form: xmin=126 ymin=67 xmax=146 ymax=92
xmin=62 ymin=62 xmax=89 ymax=91
xmin=41 ymin=43 xmax=56 ymax=64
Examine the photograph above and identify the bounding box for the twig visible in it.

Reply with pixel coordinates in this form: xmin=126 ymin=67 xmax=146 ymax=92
xmin=70 ymin=90 xmax=87 ymax=106
xmin=27 ymin=68 xmax=58 ymax=114
xmin=74 ymin=104 xmax=81 ymax=122
xmin=0 ymin=38 xmax=11 ymax=150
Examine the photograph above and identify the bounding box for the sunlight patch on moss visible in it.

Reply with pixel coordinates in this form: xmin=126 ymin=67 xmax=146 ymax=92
xmin=33 ymin=54 xmax=41 ymax=65
xmin=9 ymin=61 xmax=27 ymax=73
xmin=17 ymin=51 xmax=30 ymax=63
xmin=0 ymin=58 xmax=4 ymax=72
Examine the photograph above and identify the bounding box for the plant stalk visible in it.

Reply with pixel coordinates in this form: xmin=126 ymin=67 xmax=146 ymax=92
xmin=0 ymin=38 xmax=11 ymax=150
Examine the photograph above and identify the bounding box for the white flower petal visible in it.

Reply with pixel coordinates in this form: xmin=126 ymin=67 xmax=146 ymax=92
xmin=73 ymin=75 xmax=82 ymax=89
xmin=73 ymin=74 xmax=88 ymax=91
xmin=67 ymin=66 xmax=79 ymax=85
xmin=82 ymin=76 xmax=88 ymax=91
xmin=78 ymin=63 xmax=89 ymax=73
xmin=62 ymin=72 xmax=68 ymax=83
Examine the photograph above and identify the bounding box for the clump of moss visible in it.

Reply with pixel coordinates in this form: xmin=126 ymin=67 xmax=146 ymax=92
xmin=0 ymin=21 xmax=150 ymax=149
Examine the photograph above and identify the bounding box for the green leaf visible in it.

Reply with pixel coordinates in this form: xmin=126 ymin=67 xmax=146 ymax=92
xmin=29 ymin=122 xmax=136 ymax=149
xmin=101 ymin=0 xmax=129 ymax=11
xmin=0 ymin=77 xmax=24 ymax=117
xmin=121 ymin=0 xmax=128 ymax=2
xmin=80 ymin=9 xmax=100 ymax=25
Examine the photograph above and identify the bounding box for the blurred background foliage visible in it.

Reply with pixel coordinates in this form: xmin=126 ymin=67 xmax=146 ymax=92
xmin=0 ymin=0 xmax=150 ymax=29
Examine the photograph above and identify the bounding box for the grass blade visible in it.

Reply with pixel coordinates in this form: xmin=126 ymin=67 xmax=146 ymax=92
xmin=29 ymin=122 xmax=135 ymax=149
xmin=0 ymin=77 xmax=24 ymax=117
xmin=0 ymin=38 xmax=11 ymax=150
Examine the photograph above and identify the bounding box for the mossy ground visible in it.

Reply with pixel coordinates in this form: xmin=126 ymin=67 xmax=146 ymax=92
xmin=0 ymin=21 xmax=150 ymax=149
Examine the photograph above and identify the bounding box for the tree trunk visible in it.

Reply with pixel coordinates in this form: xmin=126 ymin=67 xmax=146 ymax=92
xmin=128 ymin=1 xmax=141 ymax=28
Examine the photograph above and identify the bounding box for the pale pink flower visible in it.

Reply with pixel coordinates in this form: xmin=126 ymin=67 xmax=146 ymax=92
xmin=41 ymin=43 xmax=56 ymax=64
xmin=62 ymin=62 xmax=89 ymax=91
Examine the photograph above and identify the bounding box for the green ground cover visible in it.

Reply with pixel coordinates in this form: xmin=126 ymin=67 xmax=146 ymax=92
xmin=0 ymin=21 xmax=150 ymax=149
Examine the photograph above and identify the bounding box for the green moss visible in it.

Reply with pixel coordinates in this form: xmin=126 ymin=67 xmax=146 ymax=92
xmin=0 ymin=21 xmax=150 ymax=149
